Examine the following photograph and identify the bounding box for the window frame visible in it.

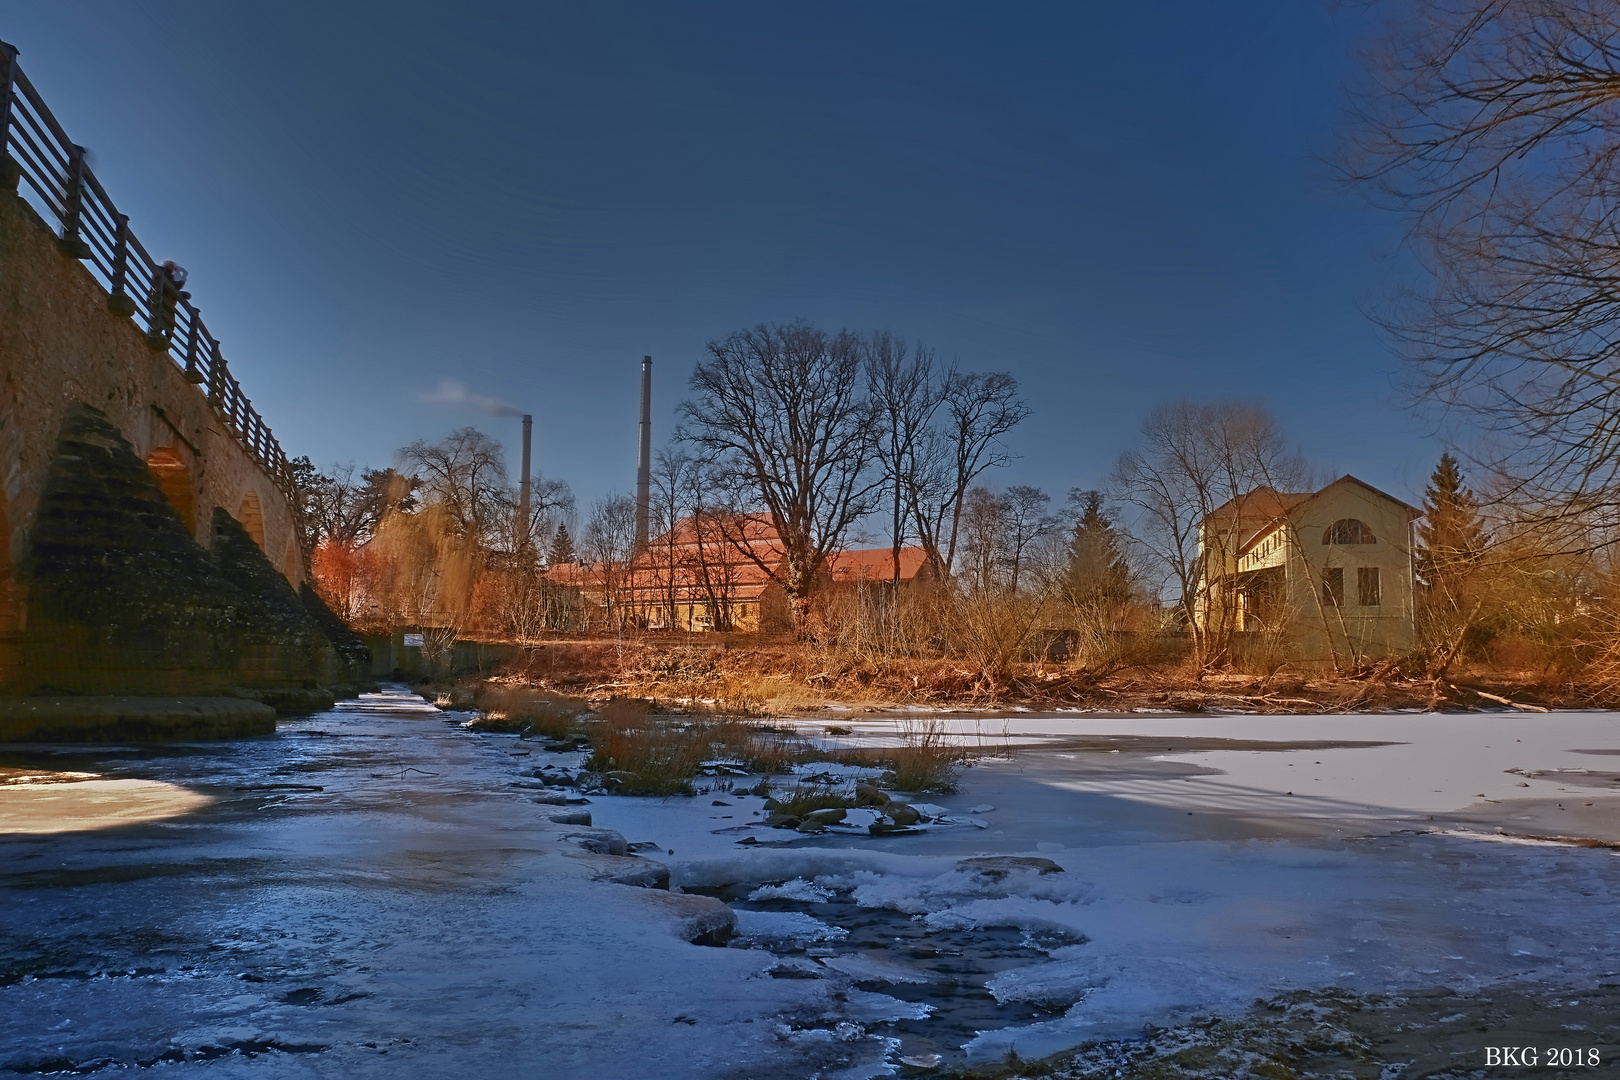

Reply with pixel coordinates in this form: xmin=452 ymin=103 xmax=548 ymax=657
xmin=1322 ymin=567 xmax=1344 ymax=608
xmin=1322 ymin=519 xmax=1377 ymax=545
xmin=1358 ymin=566 xmax=1381 ymax=607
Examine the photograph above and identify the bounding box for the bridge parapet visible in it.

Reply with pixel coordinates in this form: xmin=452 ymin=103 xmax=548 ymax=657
xmin=0 ymin=41 xmax=293 ymax=499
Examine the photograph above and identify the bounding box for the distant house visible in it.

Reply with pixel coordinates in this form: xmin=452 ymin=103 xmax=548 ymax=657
xmin=620 ymin=513 xmax=929 ymax=632
xmin=1196 ymin=475 xmax=1420 ymax=664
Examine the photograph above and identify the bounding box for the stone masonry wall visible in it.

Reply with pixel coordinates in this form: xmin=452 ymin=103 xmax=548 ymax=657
xmin=0 ymin=190 xmax=303 ymax=647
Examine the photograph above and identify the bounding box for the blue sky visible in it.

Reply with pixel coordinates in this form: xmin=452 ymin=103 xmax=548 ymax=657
xmin=1 ymin=1 xmax=1443 ymax=527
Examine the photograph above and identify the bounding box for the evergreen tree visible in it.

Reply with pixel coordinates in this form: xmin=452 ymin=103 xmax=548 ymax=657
xmin=1063 ymin=490 xmax=1132 ymax=610
xmin=1415 ymin=453 xmax=1486 ymax=592
xmin=547 ymin=523 xmax=577 ymax=567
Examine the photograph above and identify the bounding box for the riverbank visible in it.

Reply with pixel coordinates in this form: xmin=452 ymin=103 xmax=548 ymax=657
xmin=463 ymin=635 xmax=1596 ymax=716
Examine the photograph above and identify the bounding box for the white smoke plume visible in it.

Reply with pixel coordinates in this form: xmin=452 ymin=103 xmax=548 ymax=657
xmin=418 ymin=378 xmax=523 ymax=418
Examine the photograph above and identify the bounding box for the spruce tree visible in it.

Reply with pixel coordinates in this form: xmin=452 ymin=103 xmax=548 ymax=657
xmin=1063 ymin=490 xmax=1132 ymax=610
xmin=547 ymin=523 xmax=577 ymax=567
xmin=1415 ymin=453 xmax=1486 ymax=592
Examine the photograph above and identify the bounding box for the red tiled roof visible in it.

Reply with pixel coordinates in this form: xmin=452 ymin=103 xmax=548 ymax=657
xmin=552 ymin=514 xmax=932 ymax=606
xmin=828 ymin=546 xmax=929 ymax=582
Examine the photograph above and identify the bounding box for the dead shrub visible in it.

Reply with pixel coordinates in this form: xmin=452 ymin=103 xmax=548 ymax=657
xmin=1227 ymin=628 xmax=1297 ymax=677
xmin=580 ymin=699 xmax=811 ymax=795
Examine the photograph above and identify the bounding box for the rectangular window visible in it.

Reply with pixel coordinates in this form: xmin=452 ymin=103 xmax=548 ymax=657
xmin=1358 ymin=566 xmax=1380 ymax=607
xmin=1322 ymin=567 xmax=1344 ymax=608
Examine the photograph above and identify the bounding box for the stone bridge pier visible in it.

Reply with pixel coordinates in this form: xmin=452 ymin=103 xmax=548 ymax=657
xmin=0 ymin=180 xmax=368 ymax=737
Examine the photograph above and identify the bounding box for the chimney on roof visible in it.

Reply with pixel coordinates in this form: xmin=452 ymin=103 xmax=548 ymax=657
xmin=518 ymin=413 xmax=533 ymax=553
xmin=636 ymin=356 xmax=652 ymax=549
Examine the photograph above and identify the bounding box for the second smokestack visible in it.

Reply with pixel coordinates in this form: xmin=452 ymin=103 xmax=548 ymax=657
xmin=519 ymin=413 xmax=533 ymax=552
xmin=636 ymin=356 xmax=651 ymax=550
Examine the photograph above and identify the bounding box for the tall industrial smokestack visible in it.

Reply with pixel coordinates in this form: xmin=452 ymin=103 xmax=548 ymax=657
xmin=636 ymin=356 xmax=652 ymax=550
xmin=519 ymin=413 xmax=533 ymax=553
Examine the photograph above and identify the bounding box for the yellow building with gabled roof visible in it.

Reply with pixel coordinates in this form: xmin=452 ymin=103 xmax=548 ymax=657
xmin=1198 ymin=475 xmax=1421 ymax=666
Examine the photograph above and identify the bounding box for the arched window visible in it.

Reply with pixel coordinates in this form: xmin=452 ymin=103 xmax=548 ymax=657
xmin=1322 ymin=518 xmax=1376 ymax=545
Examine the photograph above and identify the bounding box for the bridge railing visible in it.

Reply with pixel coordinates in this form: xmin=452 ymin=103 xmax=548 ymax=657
xmin=0 ymin=41 xmax=294 ymax=500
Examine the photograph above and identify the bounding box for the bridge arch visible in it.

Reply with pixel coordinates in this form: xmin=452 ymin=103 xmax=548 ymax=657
xmin=237 ymin=489 xmax=266 ymax=550
xmin=144 ymin=446 xmax=195 ymax=532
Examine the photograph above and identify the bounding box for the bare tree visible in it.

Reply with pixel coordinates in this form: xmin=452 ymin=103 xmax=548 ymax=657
xmin=1002 ymin=484 xmax=1056 ymax=593
xmin=1111 ymin=400 xmax=1306 ymax=666
xmin=517 ymin=470 xmax=575 ymax=564
xmin=1347 ymin=1 xmax=1620 ymax=527
xmin=863 ymin=333 xmax=941 ymax=585
xmin=291 ymin=459 xmax=417 ymax=554
xmin=680 ymin=320 xmax=882 ymax=629
xmin=909 ymin=370 xmax=1031 ymax=578
xmin=583 ymin=493 xmax=640 ymax=630
xmin=647 ymin=445 xmax=696 ymax=630
xmin=958 ymin=486 xmax=1010 ymax=594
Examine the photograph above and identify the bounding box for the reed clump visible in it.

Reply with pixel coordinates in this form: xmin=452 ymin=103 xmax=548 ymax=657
xmin=830 ymin=719 xmax=969 ymax=792
xmin=765 ymin=783 xmax=860 ymax=816
xmin=582 ymin=699 xmax=706 ymax=796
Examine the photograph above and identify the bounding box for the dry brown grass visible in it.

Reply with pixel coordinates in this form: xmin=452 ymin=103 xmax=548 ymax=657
xmin=583 ymin=698 xmax=705 ymax=796
xmin=579 ymin=700 xmax=814 ymax=796
xmin=470 ymin=684 xmax=589 ymax=738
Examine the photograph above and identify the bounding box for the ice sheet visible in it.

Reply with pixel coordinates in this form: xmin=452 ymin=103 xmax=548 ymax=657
xmin=583 ymin=710 xmax=1620 ymax=1063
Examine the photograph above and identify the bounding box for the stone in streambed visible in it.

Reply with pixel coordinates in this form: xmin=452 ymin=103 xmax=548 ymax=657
xmin=868 ymin=822 xmax=922 ymax=836
xmin=854 ymin=784 xmax=890 ymax=807
xmin=546 ymin=809 xmax=592 ymax=826
xmin=569 ymin=852 xmax=669 ymax=889
xmin=886 ymin=803 xmax=920 ymax=826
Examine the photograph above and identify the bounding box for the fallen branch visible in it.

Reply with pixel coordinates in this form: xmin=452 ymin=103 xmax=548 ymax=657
xmin=1467 ymin=687 xmax=1550 ymax=713
xmin=1245 ymin=696 xmax=1325 ymax=709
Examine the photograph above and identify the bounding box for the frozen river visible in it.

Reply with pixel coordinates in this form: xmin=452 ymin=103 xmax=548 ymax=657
xmin=3 ymin=690 xmax=1620 ymax=1076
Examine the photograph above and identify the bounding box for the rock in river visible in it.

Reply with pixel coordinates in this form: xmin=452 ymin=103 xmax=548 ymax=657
xmin=546 ymin=809 xmax=592 ymax=826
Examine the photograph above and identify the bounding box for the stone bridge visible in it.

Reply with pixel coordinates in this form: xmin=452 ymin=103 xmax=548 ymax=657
xmin=0 ymin=43 xmax=368 ymax=734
